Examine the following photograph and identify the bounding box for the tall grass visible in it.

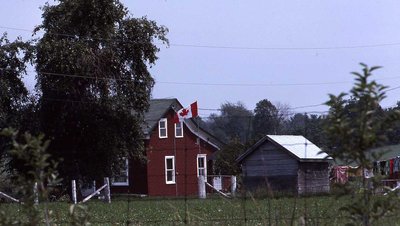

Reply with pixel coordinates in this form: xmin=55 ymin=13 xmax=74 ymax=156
xmin=2 ymin=194 xmax=400 ymax=225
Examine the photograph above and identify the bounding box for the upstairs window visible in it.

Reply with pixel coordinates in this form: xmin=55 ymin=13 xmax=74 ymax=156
xmin=159 ymin=118 xmax=167 ymax=138
xmin=165 ymin=156 xmax=175 ymax=184
xmin=175 ymin=121 xmax=183 ymax=138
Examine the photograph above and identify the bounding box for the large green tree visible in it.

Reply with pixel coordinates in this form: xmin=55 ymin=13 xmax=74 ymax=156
xmin=0 ymin=34 xmax=34 ymax=156
xmin=285 ymin=113 xmax=327 ymax=148
xmin=252 ymin=99 xmax=288 ymax=138
xmin=35 ymin=0 xmax=168 ymax=186
xmin=206 ymin=102 xmax=253 ymax=143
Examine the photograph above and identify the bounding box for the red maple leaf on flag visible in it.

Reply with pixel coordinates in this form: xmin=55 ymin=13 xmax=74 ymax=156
xmin=180 ymin=108 xmax=189 ymax=117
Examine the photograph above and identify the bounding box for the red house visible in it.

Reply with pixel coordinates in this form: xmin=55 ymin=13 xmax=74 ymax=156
xmin=111 ymin=99 xmax=223 ymax=196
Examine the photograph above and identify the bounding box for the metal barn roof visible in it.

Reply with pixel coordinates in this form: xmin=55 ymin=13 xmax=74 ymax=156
xmin=267 ymin=135 xmax=329 ymax=160
xmin=237 ymin=135 xmax=330 ymax=163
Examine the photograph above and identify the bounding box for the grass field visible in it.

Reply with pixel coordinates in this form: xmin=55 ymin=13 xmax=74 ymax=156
xmin=1 ymin=195 xmax=400 ymax=225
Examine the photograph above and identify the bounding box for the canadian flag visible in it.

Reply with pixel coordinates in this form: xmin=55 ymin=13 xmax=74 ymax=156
xmin=173 ymin=101 xmax=198 ymax=123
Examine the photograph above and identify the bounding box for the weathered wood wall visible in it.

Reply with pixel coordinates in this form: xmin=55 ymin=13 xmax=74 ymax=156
xmin=241 ymin=142 xmax=299 ymax=192
xmin=297 ymin=162 xmax=330 ymax=194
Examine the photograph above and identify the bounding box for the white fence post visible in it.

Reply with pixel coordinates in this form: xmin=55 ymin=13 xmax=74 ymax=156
xmin=33 ymin=182 xmax=39 ymax=205
xmin=72 ymin=180 xmax=77 ymax=204
xmin=104 ymin=177 xmax=111 ymax=203
xmin=198 ymin=175 xmax=206 ymax=199
xmin=231 ymin=176 xmax=237 ymax=196
xmin=93 ymin=180 xmax=97 ymax=195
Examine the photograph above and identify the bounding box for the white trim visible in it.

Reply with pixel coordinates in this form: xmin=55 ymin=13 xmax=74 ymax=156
xmin=112 ymin=158 xmax=129 ymax=186
xmin=197 ymin=154 xmax=207 ymax=181
xmin=165 ymin=156 xmax=176 ymax=184
xmin=174 ymin=121 xmax=183 ymax=138
xmin=159 ymin=118 xmax=168 ymax=139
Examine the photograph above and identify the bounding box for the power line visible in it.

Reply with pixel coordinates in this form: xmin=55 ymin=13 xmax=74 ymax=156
xmin=156 ymin=80 xmax=350 ymax=87
xmin=290 ymin=103 xmax=325 ymax=110
xmin=3 ymin=25 xmax=400 ymax=51
xmin=169 ymin=42 xmax=400 ymax=51
xmin=386 ymin=85 xmax=400 ymax=92
xmin=2 ymin=67 xmax=400 ymax=89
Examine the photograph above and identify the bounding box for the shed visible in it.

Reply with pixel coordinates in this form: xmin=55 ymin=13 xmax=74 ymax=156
xmin=237 ymin=135 xmax=331 ymax=194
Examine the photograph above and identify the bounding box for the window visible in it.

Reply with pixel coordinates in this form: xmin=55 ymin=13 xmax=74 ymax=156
xmin=165 ymin=156 xmax=175 ymax=184
xmin=197 ymin=154 xmax=207 ymax=179
xmin=159 ymin=118 xmax=167 ymax=138
xmin=175 ymin=121 xmax=183 ymax=138
xmin=112 ymin=158 xmax=129 ymax=186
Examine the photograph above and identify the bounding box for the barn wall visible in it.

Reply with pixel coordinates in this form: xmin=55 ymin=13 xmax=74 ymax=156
xmin=297 ymin=162 xmax=330 ymax=194
xmin=146 ymin=110 xmax=217 ymax=196
xmin=242 ymin=142 xmax=299 ymax=192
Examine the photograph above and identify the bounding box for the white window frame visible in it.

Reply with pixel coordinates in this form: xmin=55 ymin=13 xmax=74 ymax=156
xmin=165 ymin=156 xmax=176 ymax=184
xmin=159 ymin=118 xmax=168 ymax=138
xmin=197 ymin=154 xmax=207 ymax=181
xmin=112 ymin=158 xmax=129 ymax=186
xmin=175 ymin=121 xmax=183 ymax=138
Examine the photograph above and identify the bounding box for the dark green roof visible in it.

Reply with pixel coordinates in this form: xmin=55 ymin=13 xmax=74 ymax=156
xmin=141 ymin=98 xmax=181 ymax=135
xmin=141 ymin=98 xmax=224 ymax=150
xmin=334 ymin=144 xmax=400 ymax=166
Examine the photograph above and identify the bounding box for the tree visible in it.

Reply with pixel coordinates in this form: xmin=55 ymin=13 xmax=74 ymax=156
xmin=0 ymin=34 xmax=34 ymax=156
xmin=285 ymin=113 xmax=327 ymax=148
xmin=253 ymin=99 xmax=288 ymax=138
xmin=214 ymin=138 xmax=244 ymax=175
xmin=325 ymin=64 xmax=400 ymax=225
xmin=381 ymin=102 xmax=400 ymax=145
xmin=206 ymin=102 xmax=253 ymax=143
xmin=35 ymin=0 xmax=168 ymax=189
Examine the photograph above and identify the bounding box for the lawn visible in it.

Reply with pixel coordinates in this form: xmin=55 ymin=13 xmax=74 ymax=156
xmin=1 ymin=195 xmax=400 ymax=225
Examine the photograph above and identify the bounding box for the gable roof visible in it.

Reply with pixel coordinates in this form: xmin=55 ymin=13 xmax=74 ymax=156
xmin=141 ymin=98 xmax=180 ymax=135
xmin=237 ymin=135 xmax=330 ymax=163
xmin=141 ymin=98 xmax=224 ymax=150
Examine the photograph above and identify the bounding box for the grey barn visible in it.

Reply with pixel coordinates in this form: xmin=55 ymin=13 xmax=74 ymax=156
xmin=237 ymin=135 xmax=331 ymax=194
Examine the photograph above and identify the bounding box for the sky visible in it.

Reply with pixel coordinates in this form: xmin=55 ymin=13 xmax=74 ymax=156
xmin=2 ymin=0 xmax=400 ymax=118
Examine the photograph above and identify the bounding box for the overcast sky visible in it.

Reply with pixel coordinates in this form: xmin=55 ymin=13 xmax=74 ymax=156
xmin=2 ymin=0 xmax=400 ymax=117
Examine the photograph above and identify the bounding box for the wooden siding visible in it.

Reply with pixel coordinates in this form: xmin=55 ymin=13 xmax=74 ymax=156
xmin=240 ymin=138 xmax=330 ymax=194
xmin=297 ymin=162 xmax=330 ymax=194
xmin=242 ymin=142 xmax=299 ymax=177
xmin=146 ymin=109 xmax=217 ymax=196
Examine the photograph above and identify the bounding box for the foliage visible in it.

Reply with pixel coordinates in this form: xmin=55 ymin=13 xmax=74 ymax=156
xmin=34 ymin=0 xmax=168 ymax=186
xmin=0 ymin=128 xmax=60 ymax=225
xmin=0 ymin=33 xmax=34 ymax=156
xmin=285 ymin=113 xmax=327 ymax=148
xmin=206 ymin=102 xmax=253 ymax=143
xmin=253 ymin=99 xmax=282 ymax=138
xmin=214 ymin=138 xmax=245 ymax=175
xmin=383 ymin=102 xmax=400 ymax=144
xmin=69 ymin=204 xmax=90 ymax=226
xmin=325 ymin=63 xmax=400 ymax=226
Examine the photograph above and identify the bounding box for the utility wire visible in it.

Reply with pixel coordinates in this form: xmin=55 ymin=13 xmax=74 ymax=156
xmin=3 ymin=25 xmax=400 ymax=51
xmin=2 ymin=67 xmax=400 ymax=89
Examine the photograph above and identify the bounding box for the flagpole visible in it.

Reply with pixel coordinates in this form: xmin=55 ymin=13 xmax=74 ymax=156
xmin=197 ymin=116 xmax=201 ymax=154
xmin=172 ymin=105 xmax=178 ymax=196
xmin=174 ymin=126 xmax=178 ymax=196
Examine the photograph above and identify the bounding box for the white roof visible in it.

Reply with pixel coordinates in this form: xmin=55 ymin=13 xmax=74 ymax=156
xmin=267 ymin=135 xmax=329 ymax=160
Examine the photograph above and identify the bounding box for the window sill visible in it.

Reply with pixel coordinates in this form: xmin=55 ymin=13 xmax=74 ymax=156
xmin=112 ymin=182 xmax=129 ymax=186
